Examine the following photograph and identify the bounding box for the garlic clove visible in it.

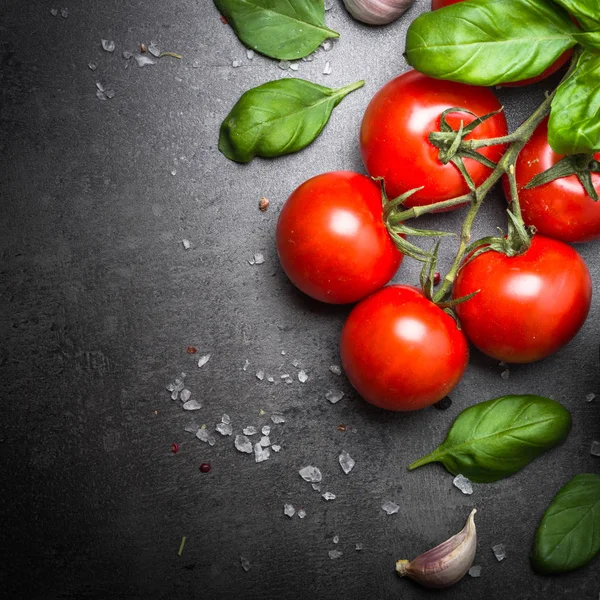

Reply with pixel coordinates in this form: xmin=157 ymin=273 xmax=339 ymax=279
xmin=342 ymin=0 xmax=415 ymax=26
xmin=396 ymin=508 xmax=477 ymax=589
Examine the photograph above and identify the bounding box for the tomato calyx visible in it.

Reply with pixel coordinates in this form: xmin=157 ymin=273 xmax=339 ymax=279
xmin=428 ymin=106 xmax=505 ymax=191
xmin=525 ymin=153 xmax=600 ymax=201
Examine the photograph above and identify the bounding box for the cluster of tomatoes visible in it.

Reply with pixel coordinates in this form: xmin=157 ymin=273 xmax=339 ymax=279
xmin=275 ymin=3 xmax=597 ymax=413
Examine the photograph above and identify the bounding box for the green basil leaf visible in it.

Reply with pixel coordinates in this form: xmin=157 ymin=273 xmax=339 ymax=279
xmin=214 ymin=0 xmax=339 ymax=60
xmin=404 ymin=0 xmax=578 ymax=86
xmin=408 ymin=395 xmax=572 ymax=483
xmin=550 ymin=0 xmax=600 ymax=30
xmin=532 ymin=473 xmax=600 ymax=574
xmin=219 ymin=78 xmax=364 ymax=163
xmin=549 ymin=50 xmax=600 ymax=154
xmin=573 ymin=30 xmax=600 ymax=52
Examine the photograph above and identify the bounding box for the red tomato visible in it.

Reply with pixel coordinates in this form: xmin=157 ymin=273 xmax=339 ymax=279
xmin=340 ymin=285 xmax=469 ymax=411
xmin=276 ymin=171 xmax=402 ymax=304
xmin=453 ymin=235 xmax=592 ymax=363
xmin=360 ymin=70 xmax=507 ymax=207
xmin=431 ymin=0 xmax=573 ymax=86
xmin=502 ymin=117 xmax=600 ymax=243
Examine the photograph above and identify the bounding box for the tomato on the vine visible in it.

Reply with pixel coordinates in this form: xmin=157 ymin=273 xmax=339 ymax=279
xmin=340 ymin=285 xmax=469 ymax=411
xmin=431 ymin=0 xmax=573 ymax=87
xmin=502 ymin=117 xmax=600 ymax=243
xmin=453 ymin=235 xmax=592 ymax=363
xmin=360 ymin=70 xmax=507 ymax=207
xmin=276 ymin=171 xmax=402 ymax=304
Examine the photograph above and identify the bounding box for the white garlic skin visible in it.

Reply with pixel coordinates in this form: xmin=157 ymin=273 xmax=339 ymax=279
xmin=396 ymin=508 xmax=477 ymax=589
xmin=342 ymin=0 xmax=415 ymax=25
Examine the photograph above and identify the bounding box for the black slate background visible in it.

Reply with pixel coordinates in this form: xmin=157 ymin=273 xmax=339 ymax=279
xmin=1 ymin=1 xmax=599 ymax=599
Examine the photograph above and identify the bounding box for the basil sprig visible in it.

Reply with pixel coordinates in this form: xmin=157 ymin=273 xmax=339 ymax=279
xmin=532 ymin=473 xmax=600 ymax=574
xmin=219 ymin=78 xmax=364 ymax=163
xmin=214 ymin=0 xmax=339 ymax=60
xmin=404 ymin=0 xmax=600 ymax=155
xmin=408 ymin=395 xmax=572 ymax=483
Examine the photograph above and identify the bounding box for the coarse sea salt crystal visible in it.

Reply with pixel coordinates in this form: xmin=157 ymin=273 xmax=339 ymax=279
xmin=500 ymin=369 xmax=510 ymax=380
xmin=184 ymin=423 xmax=199 ymax=434
xmin=254 ymin=443 xmax=270 ymax=463
xmin=591 ymin=440 xmax=600 ymax=456
xmin=88 ymin=62 xmax=97 ymax=71
xmin=242 ymin=359 xmax=250 ymax=371
xmin=243 ymin=426 xmax=258 ymax=436
xmin=256 ymin=370 xmax=265 ymax=381
xmin=312 ymin=483 xmax=321 ymax=492
xmin=329 ymin=365 xmax=342 ymax=375
xmin=284 ymin=504 xmax=295 ymax=518
xmin=197 ymin=354 xmax=211 ymax=368
xmin=246 ymin=49 xmax=254 ymax=59
xmin=298 ymin=370 xmax=308 ymax=383
xmin=272 ymin=445 xmax=281 ymax=452
xmin=182 ymin=399 xmax=202 ymax=411
xmin=332 ymin=535 xmax=339 ymax=544
xmin=50 ymin=8 xmax=58 ymax=16
xmin=469 ymin=565 xmax=481 ymax=577
xmin=298 ymin=509 xmax=306 ymax=519
xmin=182 ymin=239 xmax=191 ymax=249
xmin=216 ymin=422 xmax=233 ymax=436
xmin=221 ymin=414 xmax=231 ymax=425
xmin=381 ymin=500 xmax=399 ymax=515
xmin=492 ymin=544 xmax=506 ymax=561
xmin=355 ymin=543 xmax=363 ymax=551
xmin=232 ymin=59 xmax=242 ymax=68
xmin=453 ymin=474 xmax=473 ymax=495
xmin=135 ymin=55 xmax=156 ymax=67
xmin=196 ymin=429 xmax=210 ymax=442
xmin=322 ymin=492 xmax=336 ymax=501
xmin=259 ymin=436 xmax=270 ymax=447
xmin=328 ymin=550 xmax=342 ymax=559
xmin=278 ymin=60 xmax=290 ymax=70
xmin=339 ymin=451 xmax=355 ymax=474
xmin=262 ymin=425 xmax=271 ymax=436
xmin=321 ymin=40 xmax=333 ymax=51
xmin=240 ymin=557 xmax=250 ymax=572
xmin=323 ymin=61 xmax=332 ymax=75
xmin=586 ymin=393 xmax=596 ymax=402
xmin=180 ymin=389 xmax=191 ymax=402
xmin=235 ymin=435 xmax=253 ymax=454
xmin=299 ymin=466 xmax=322 ymax=482
xmin=101 ymin=39 xmax=115 ymax=52
xmin=148 ymin=43 xmax=160 ymax=57
xmin=271 ymin=414 xmax=285 ymax=424
xmin=326 ymin=390 xmax=344 ymax=404
xmin=289 ymin=63 xmax=299 ymax=71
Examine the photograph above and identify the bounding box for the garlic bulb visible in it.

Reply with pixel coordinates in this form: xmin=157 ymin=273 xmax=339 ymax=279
xmin=342 ymin=0 xmax=415 ymax=25
xmin=396 ymin=509 xmax=477 ymax=589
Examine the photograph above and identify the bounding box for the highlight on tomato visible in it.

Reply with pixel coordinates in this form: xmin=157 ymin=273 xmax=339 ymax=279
xmin=502 ymin=117 xmax=600 ymax=243
xmin=340 ymin=285 xmax=469 ymax=411
xmin=276 ymin=171 xmax=403 ymax=304
xmin=360 ymin=70 xmax=508 ymax=207
xmin=453 ymin=235 xmax=592 ymax=363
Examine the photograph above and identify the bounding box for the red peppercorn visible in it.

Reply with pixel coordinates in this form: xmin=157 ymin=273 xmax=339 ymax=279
xmin=200 ymin=463 xmax=211 ymax=473
xmin=186 ymin=346 xmax=197 ymax=354
xmin=433 ymin=272 xmax=441 ymax=286
xmin=337 ymin=424 xmax=347 ymax=432
xmin=220 ymin=15 xmax=228 ymax=24
xmin=171 ymin=443 xmax=179 ymax=454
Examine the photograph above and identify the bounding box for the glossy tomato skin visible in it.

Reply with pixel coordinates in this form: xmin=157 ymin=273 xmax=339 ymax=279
xmin=502 ymin=117 xmax=600 ymax=243
xmin=340 ymin=285 xmax=469 ymax=411
xmin=276 ymin=171 xmax=402 ymax=304
xmin=431 ymin=0 xmax=573 ymax=87
xmin=360 ymin=70 xmax=507 ymax=207
xmin=453 ymin=235 xmax=592 ymax=363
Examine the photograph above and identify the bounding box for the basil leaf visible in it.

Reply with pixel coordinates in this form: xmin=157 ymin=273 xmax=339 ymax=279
xmin=214 ymin=0 xmax=339 ymax=60
xmin=408 ymin=395 xmax=572 ymax=483
xmin=549 ymin=50 xmax=600 ymax=154
xmin=219 ymin=78 xmax=364 ymax=163
xmin=532 ymin=473 xmax=600 ymax=574
xmin=550 ymin=0 xmax=600 ymax=30
xmin=404 ymin=0 xmax=578 ymax=86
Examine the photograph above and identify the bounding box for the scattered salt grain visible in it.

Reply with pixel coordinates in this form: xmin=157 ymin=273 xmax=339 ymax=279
xmin=170 ymin=169 xmax=177 ymax=176
xmin=355 ymin=544 xmax=363 ymax=551
xmin=243 ymin=359 xmax=250 ymax=371
xmin=339 ymin=451 xmax=355 ymax=474
xmin=312 ymin=483 xmax=321 ymax=492
xmin=500 ymin=369 xmax=510 ymax=380
xmin=302 ymin=52 xmax=316 ymax=62
xmin=262 ymin=426 xmax=271 ymax=435
xmin=101 ymin=39 xmax=115 ymax=52
xmin=328 ymin=550 xmax=342 ymax=559
xmin=221 ymin=414 xmax=231 ymax=425
xmin=267 ymin=376 xmax=275 ymax=383
xmin=591 ymin=440 xmax=600 ymax=457
xmin=281 ymin=374 xmax=291 ymax=380
xmin=586 ymin=393 xmax=596 ymax=402
xmin=148 ymin=43 xmax=160 ymax=57
xmin=50 ymin=8 xmax=58 ymax=16
xmin=96 ymin=90 xmax=107 ymax=101
xmin=469 ymin=565 xmax=481 ymax=578
xmin=323 ymin=61 xmax=332 ymax=75
xmin=298 ymin=509 xmax=306 ymax=519
xmin=196 ymin=429 xmax=210 ymax=443
xmin=322 ymin=492 xmax=336 ymax=501
xmin=182 ymin=399 xmax=202 ymax=411
xmin=96 ymin=81 xmax=105 ymax=92
xmin=253 ymin=253 xmax=265 ymax=265
xmin=235 ymin=435 xmax=253 ymax=454
xmin=240 ymin=557 xmax=251 ymax=572
xmin=182 ymin=239 xmax=192 ymax=250
xmin=88 ymin=62 xmax=97 ymax=71
xmin=326 ymin=390 xmax=344 ymax=404
xmin=243 ymin=426 xmax=258 ymax=436
xmin=381 ymin=501 xmax=400 ymax=515
xmin=453 ymin=474 xmax=473 ymax=495
xmin=332 ymin=535 xmax=339 ymax=544
xmin=298 ymin=370 xmax=308 ymax=383
xmin=122 ymin=50 xmax=132 ymax=59
xmin=285 ymin=376 xmax=293 ymax=384
xmin=184 ymin=423 xmax=199 ymax=434
xmin=60 ymin=7 xmax=68 ymax=18
xmin=180 ymin=389 xmax=191 ymax=402
xmin=321 ymin=40 xmax=333 ymax=51
xmin=271 ymin=414 xmax=286 ymax=424
xmin=232 ymin=59 xmax=242 ymax=68
xmin=197 ymin=354 xmax=211 ymax=368
xmin=289 ymin=63 xmax=299 ymax=71
xmin=278 ymin=60 xmax=290 ymax=70
xmin=135 ymin=55 xmax=156 ymax=67
xmin=260 ymin=436 xmax=270 ymax=447
xmin=254 ymin=443 xmax=270 ymax=462
xmin=284 ymin=504 xmax=295 ymax=518
xmin=246 ymin=49 xmax=255 ymax=59
xmin=299 ymin=466 xmax=322 ymax=483
xmin=216 ymin=422 xmax=233 ymax=436
xmin=492 ymin=544 xmax=506 ymax=561
xmin=272 ymin=445 xmax=281 ymax=452
xmin=105 ymin=89 xmax=115 ymax=99
xmin=329 ymin=365 xmax=342 ymax=375
xmin=256 ymin=370 xmax=265 ymax=381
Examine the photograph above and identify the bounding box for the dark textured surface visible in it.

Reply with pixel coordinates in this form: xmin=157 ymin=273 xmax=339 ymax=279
xmin=1 ymin=1 xmax=599 ymax=599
